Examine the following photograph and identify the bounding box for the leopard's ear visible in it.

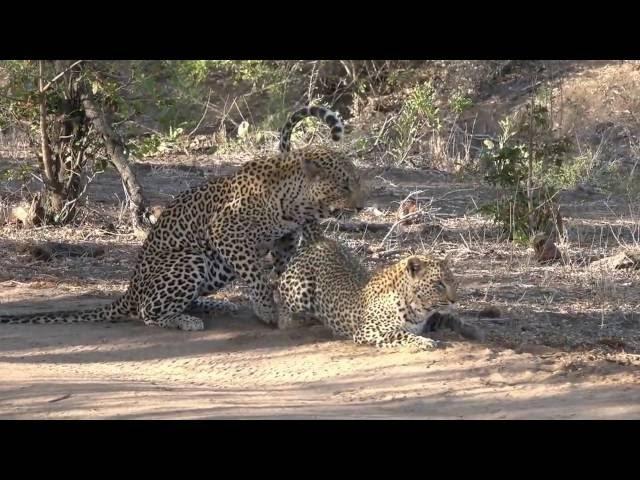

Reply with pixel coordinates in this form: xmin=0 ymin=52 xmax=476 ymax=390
xmin=406 ymin=256 xmax=427 ymax=280
xmin=301 ymin=157 xmax=324 ymax=181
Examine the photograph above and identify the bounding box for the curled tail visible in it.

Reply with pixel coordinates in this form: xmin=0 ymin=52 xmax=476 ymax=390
xmin=0 ymin=297 xmax=131 ymax=325
xmin=422 ymin=312 xmax=485 ymax=341
xmin=279 ymin=105 xmax=344 ymax=153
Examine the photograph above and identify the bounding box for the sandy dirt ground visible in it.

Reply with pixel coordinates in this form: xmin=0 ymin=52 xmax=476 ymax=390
xmin=1 ymin=293 xmax=638 ymax=419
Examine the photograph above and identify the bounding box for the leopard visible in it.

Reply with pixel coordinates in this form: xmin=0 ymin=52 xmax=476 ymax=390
xmin=0 ymin=106 xmax=365 ymax=331
xmin=274 ymin=224 xmax=484 ymax=351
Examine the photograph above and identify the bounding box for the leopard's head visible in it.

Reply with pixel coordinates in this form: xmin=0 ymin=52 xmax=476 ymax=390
xmin=297 ymin=147 xmax=365 ymax=220
xmin=403 ymin=254 xmax=458 ymax=319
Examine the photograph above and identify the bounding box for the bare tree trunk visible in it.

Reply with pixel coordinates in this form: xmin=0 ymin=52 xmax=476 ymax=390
xmin=526 ymin=82 xmax=536 ymax=237
xmin=38 ymin=60 xmax=65 ymax=220
xmin=81 ymin=92 xmax=151 ymax=235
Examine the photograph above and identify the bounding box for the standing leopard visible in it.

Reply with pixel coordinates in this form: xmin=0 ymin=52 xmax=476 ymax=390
xmin=1 ymin=106 xmax=365 ymax=330
xmin=274 ymin=225 xmax=484 ymax=350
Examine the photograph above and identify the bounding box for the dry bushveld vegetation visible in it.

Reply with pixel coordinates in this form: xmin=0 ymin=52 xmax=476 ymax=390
xmin=1 ymin=60 xmax=639 ymax=419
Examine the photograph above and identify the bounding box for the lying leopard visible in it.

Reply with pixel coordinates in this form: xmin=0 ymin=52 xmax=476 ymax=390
xmin=274 ymin=225 xmax=484 ymax=350
xmin=1 ymin=106 xmax=365 ymax=330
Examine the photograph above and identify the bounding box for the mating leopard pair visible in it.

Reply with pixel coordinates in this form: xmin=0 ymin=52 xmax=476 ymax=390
xmin=1 ymin=106 xmax=479 ymax=350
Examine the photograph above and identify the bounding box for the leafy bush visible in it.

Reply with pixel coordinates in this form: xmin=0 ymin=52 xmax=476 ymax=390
xmin=479 ymin=99 xmax=578 ymax=244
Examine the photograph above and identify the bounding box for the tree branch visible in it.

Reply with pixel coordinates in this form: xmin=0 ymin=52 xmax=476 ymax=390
xmin=81 ymin=91 xmax=150 ymax=234
xmin=187 ymin=88 xmax=213 ymax=138
xmin=41 ymin=60 xmax=85 ymax=94
xmin=38 ymin=60 xmax=54 ymax=183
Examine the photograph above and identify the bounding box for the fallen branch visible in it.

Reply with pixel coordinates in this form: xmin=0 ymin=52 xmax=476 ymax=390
xmin=17 ymin=241 xmax=105 ymax=262
xmin=323 ymin=219 xmax=389 ymax=233
xmin=380 ymin=210 xmax=424 ymax=246
xmin=369 ymin=247 xmax=405 ymax=259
